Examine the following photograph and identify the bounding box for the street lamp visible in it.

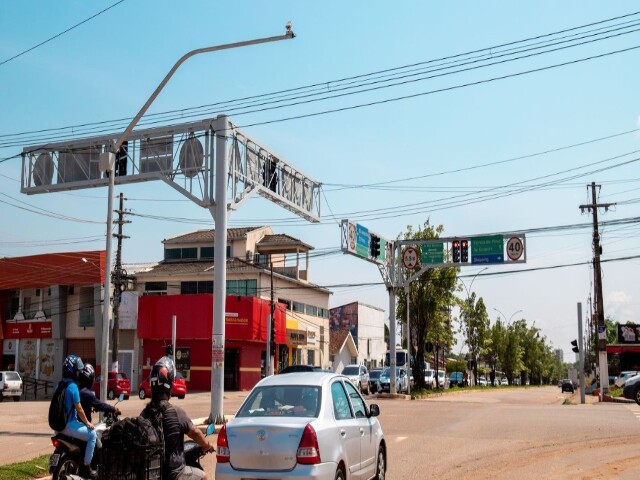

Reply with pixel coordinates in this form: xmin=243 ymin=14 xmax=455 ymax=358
xmin=98 ymin=24 xmax=295 ymax=420
xmin=493 ymin=308 xmax=523 ymax=326
xmin=459 ymin=267 xmax=488 ymax=299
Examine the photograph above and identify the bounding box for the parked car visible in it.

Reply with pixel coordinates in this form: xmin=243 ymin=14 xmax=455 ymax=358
xmin=561 ymin=379 xmax=574 ymax=393
xmin=500 ymin=377 xmax=509 ymax=386
xmin=424 ymin=369 xmax=436 ymax=388
xmin=614 ymin=371 xmax=640 ymax=388
xmin=377 ymin=367 xmax=409 ymax=393
xmin=215 ymin=371 xmax=386 ymax=480
xmin=138 ymin=371 xmax=187 ymax=399
xmin=449 ymin=371 xmax=463 ymax=387
xmin=477 ymin=376 xmax=488 ymax=386
xmin=437 ymin=370 xmax=449 ymax=389
xmin=341 ymin=364 xmax=370 ymax=394
xmin=92 ymin=371 xmax=131 ymax=400
xmin=369 ymin=368 xmax=383 ymax=393
xmin=280 ymin=365 xmax=326 ymax=374
xmin=0 ymin=371 xmax=22 ymax=402
xmin=623 ymin=374 xmax=640 ymax=405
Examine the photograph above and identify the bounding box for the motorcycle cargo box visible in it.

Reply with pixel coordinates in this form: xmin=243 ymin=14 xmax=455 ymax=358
xmin=100 ymin=441 xmax=163 ymax=480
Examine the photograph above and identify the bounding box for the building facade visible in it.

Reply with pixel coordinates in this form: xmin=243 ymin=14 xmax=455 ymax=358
xmin=133 ymin=226 xmax=332 ymax=390
xmin=329 ymin=301 xmax=387 ymax=369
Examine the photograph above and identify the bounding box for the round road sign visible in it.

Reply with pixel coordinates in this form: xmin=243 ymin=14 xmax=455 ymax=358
xmin=506 ymin=237 xmax=524 ymax=261
xmin=402 ymin=247 xmax=419 ymax=270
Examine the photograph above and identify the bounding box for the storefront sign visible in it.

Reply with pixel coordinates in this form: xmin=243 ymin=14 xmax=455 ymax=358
xmin=226 ymin=316 xmax=249 ymax=325
xmin=4 ymin=321 xmax=53 ymax=339
xmin=287 ymin=329 xmax=307 ymax=346
xmin=618 ymin=324 xmax=640 ymax=344
xmin=307 ymin=329 xmax=317 ymax=345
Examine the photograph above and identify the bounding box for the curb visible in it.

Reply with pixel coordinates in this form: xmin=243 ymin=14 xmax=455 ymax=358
xmin=374 ymin=392 xmax=411 ymax=400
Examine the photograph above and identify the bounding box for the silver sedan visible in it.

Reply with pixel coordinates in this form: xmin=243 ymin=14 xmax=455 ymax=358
xmin=215 ymin=372 xmax=386 ymax=480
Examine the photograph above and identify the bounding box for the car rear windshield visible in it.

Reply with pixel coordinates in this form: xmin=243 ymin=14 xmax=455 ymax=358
xmin=237 ymin=385 xmax=321 ymax=418
xmin=342 ymin=366 xmax=360 ymax=375
xmin=4 ymin=372 xmax=20 ymax=381
xmin=369 ymin=370 xmax=382 ymax=379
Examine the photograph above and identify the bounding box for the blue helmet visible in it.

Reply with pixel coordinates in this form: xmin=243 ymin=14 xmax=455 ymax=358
xmin=63 ymin=354 xmax=84 ymax=380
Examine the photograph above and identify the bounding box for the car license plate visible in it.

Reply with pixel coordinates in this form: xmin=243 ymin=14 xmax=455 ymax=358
xmin=49 ymin=454 xmax=60 ymax=467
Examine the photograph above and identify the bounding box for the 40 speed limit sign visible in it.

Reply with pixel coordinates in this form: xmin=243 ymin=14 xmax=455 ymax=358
xmin=506 ymin=237 xmax=524 ymax=261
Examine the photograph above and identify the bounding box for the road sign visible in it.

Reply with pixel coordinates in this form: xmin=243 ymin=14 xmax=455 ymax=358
xmin=403 ymin=247 xmax=419 ymax=270
xmin=421 ymin=242 xmax=444 ymax=265
xmin=471 ymin=235 xmax=504 ymax=264
xmin=506 ymin=236 xmax=524 ymax=261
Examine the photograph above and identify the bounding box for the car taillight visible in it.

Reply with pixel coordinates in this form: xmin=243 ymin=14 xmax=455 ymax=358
xmin=2 ymin=384 xmax=6 ymax=391
xmin=296 ymin=424 xmax=321 ymax=465
xmin=216 ymin=424 xmax=230 ymax=463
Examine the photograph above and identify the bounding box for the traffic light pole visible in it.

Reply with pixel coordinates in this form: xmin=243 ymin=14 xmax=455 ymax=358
xmin=577 ymin=303 xmax=585 ymax=404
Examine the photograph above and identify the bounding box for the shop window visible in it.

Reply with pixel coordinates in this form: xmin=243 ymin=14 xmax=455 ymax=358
xmin=201 ymin=247 xmax=214 ymax=259
xmin=293 ymin=302 xmax=305 ymax=313
xmin=307 ymin=349 xmax=315 ymax=366
xmin=306 ymin=305 xmax=318 ymax=316
xmin=292 ymin=349 xmax=302 ymax=365
xmin=180 ymin=281 xmax=213 ymax=294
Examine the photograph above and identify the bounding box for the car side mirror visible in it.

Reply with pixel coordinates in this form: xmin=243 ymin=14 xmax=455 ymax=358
xmin=369 ymin=404 xmax=380 ymax=417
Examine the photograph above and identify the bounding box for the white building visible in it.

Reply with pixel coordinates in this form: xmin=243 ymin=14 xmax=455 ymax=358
xmin=329 ymin=301 xmax=387 ymax=369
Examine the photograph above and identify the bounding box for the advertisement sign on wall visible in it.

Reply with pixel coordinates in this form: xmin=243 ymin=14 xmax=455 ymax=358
xmin=618 ymin=324 xmax=640 ymax=344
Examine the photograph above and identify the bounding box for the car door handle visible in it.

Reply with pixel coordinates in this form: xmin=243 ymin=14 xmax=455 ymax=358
xmin=340 ymin=429 xmax=346 ymax=438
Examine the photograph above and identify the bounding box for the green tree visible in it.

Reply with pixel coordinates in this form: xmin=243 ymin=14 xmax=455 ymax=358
xmin=396 ymin=220 xmax=458 ymax=389
xmin=459 ymin=293 xmax=489 ymax=385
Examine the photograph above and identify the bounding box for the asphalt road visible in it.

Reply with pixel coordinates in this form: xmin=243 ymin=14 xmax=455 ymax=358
xmin=2 ymin=387 xmax=640 ymax=479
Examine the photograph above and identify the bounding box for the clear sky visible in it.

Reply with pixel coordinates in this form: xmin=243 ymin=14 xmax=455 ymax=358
xmin=1 ymin=2 xmax=639 ymax=362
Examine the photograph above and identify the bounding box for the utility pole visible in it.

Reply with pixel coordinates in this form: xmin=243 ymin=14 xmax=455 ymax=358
xmin=111 ymin=193 xmax=132 ymax=372
xmin=579 ymin=182 xmax=615 ymax=399
xmin=266 ymin=262 xmax=275 ymax=376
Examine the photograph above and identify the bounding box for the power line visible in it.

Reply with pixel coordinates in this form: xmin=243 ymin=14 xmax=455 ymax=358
xmin=0 ymin=0 xmax=126 ymax=68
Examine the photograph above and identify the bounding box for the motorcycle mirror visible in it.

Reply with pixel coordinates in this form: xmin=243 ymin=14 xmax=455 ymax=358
xmin=205 ymin=424 xmax=216 ymax=436
xmin=118 ymin=393 xmax=125 ymax=402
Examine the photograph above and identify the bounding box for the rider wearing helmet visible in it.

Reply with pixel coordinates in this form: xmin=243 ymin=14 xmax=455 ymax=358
xmin=55 ymin=354 xmax=98 ymax=479
xmin=141 ymin=356 xmax=214 ymax=480
xmin=78 ymin=363 xmax=121 ymax=424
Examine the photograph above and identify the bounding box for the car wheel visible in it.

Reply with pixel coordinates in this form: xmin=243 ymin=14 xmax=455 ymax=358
xmin=107 ymin=389 xmax=115 ymax=400
xmin=139 ymin=389 xmax=146 ymax=400
xmin=335 ymin=466 xmax=345 ymax=480
xmin=0 ymin=393 xmax=3 ymax=402
xmin=13 ymin=396 xmax=20 ymax=402
xmin=635 ymin=386 xmax=640 ymax=406
xmin=178 ymin=395 xmax=185 ymax=399
xmin=376 ymin=446 xmax=386 ymax=480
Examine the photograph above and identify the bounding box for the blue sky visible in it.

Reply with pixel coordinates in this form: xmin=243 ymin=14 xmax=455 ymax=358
xmin=1 ymin=1 xmax=639 ymax=362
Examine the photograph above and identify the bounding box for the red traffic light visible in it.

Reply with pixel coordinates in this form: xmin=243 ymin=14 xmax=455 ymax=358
xmin=461 ymin=240 xmax=468 ymax=248
xmin=452 ymin=240 xmax=460 ymax=249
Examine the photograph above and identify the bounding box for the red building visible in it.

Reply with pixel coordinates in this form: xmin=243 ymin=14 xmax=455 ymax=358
xmin=138 ymin=294 xmax=286 ymax=391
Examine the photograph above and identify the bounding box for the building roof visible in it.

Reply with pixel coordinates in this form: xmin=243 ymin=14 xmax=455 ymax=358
xmin=329 ymin=329 xmax=357 ymax=356
xmin=257 ymin=234 xmax=313 ymax=251
xmin=163 ymin=227 xmax=266 ymax=244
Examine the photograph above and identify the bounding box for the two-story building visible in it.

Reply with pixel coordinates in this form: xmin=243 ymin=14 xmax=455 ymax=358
xmin=133 ymin=226 xmax=332 ymax=390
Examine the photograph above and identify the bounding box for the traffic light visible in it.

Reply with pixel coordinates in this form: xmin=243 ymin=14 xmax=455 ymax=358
xmin=571 ymin=339 xmax=579 ymax=353
xmin=370 ymin=234 xmax=381 ymax=258
xmin=460 ymin=239 xmax=469 ymax=262
xmin=452 ymin=240 xmax=461 ymax=263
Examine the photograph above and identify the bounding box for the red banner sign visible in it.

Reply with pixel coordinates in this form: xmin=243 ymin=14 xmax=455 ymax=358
xmin=4 ymin=321 xmax=53 ymax=339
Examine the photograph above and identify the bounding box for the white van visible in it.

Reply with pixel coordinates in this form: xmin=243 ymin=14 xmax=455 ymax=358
xmin=0 ymin=371 xmax=23 ymax=402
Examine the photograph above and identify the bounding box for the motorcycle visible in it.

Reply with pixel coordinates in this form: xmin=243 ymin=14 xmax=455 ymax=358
xmin=49 ymin=394 xmax=124 ymax=480
xmin=184 ymin=423 xmax=216 ymax=470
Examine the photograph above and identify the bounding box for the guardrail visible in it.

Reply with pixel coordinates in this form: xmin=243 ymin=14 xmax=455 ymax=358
xmin=21 ymin=377 xmax=54 ymax=400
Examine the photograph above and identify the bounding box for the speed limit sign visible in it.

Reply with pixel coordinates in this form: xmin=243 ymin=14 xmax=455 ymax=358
xmin=402 ymin=247 xmax=419 ymax=270
xmin=506 ymin=237 xmax=524 ymax=261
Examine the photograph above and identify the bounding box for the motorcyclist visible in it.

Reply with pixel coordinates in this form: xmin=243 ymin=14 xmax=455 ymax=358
xmin=141 ymin=356 xmax=214 ymax=480
xmin=55 ymin=354 xmax=97 ymax=479
xmin=78 ymin=363 xmax=122 ymax=424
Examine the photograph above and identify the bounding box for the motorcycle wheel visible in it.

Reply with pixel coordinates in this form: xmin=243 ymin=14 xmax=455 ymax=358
xmin=53 ymin=455 xmax=80 ymax=480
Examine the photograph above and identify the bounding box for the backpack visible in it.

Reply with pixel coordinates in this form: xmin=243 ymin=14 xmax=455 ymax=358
xmin=48 ymin=381 xmax=69 ymax=432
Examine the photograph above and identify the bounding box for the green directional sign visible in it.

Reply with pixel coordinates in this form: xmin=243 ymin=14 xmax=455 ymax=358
xmin=421 ymin=242 xmax=444 ymax=264
xmin=471 ymin=235 xmax=504 ymax=264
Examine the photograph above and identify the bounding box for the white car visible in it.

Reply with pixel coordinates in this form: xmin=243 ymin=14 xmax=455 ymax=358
xmin=0 ymin=371 xmax=22 ymax=402
xmin=341 ymin=364 xmax=370 ymax=394
xmin=377 ymin=366 xmax=409 ymax=393
xmin=477 ymin=376 xmax=488 ymax=386
xmin=615 ymin=371 xmax=640 ymax=388
xmin=437 ymin=370 xmax=449 ymax=389
xmin=215 ymin=372 xmax=386 ymax=480
xmin=424 ymin=369 xmax=436 ymax=388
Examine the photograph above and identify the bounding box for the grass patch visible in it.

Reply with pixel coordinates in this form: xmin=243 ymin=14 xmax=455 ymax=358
xmin=562 ymin=398 xmax=572 ymax=405
xmin=0 ymin=455 xmax=50 ymax=480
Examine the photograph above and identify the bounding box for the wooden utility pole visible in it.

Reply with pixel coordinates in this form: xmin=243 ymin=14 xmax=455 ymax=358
xmin=579 ymin=182 xmax=615 ymax=398
xmin=111 ymin=193 xmax=132 ymax=372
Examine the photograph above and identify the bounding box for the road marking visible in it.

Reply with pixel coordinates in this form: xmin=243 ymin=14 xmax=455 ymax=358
xmin=395 ymin=436 xmax=408 ymax=443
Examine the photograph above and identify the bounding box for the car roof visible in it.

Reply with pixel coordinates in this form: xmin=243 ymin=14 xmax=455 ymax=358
xmin=256 ymin=372 xmax=343 ymax=388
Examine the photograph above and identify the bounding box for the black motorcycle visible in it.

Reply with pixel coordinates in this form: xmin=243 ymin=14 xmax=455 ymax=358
xmin=184 ymin=423 xmax=216 ymax=470
xmin=49 ymin=396 xmax=122 ymax=480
